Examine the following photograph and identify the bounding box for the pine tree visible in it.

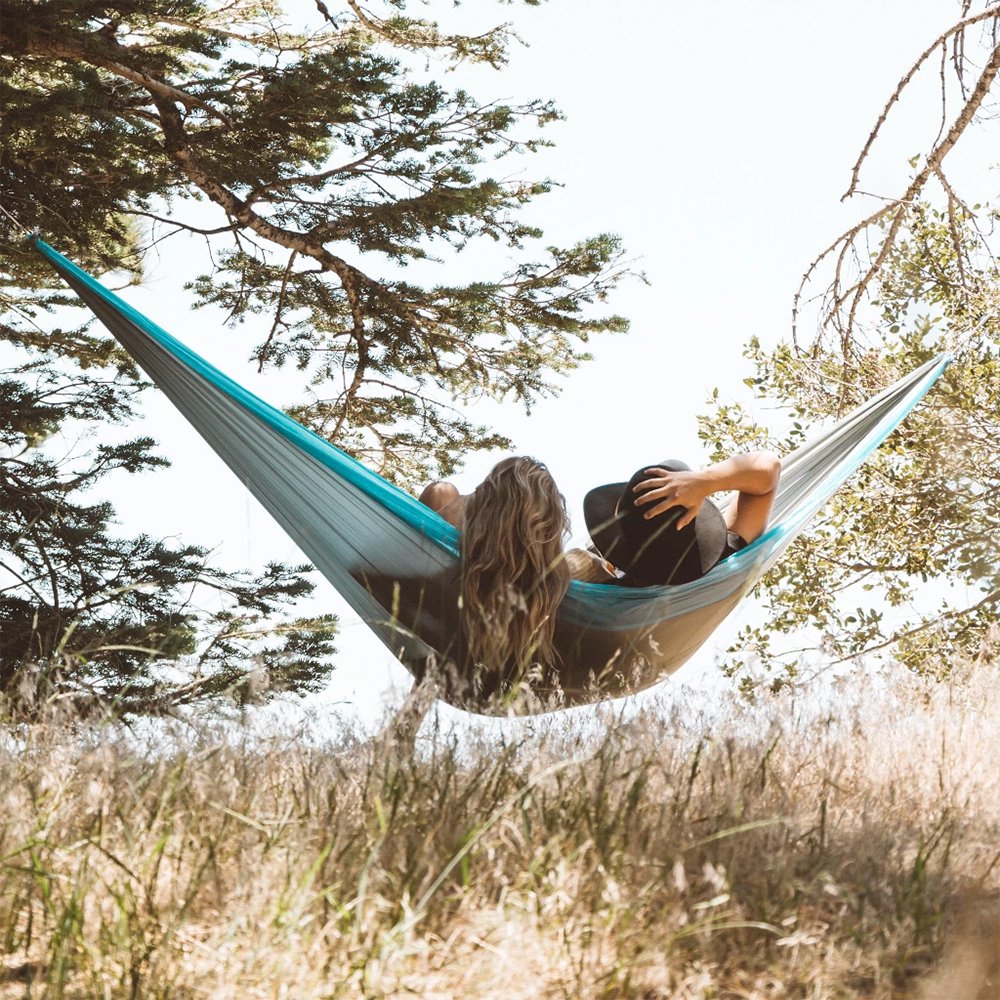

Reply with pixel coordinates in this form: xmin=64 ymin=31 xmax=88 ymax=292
xmin=0 ymin=352 xmax=338 ymax=716
xmin=0 ymin=1 xmax=630 ymax=713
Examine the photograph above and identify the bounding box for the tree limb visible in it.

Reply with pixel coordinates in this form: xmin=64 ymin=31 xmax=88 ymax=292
xmin=797 ymin=34 xmax=1000 ymax=353
xmin=842 ymin=8 xmax=1000 ymax=201
xmin=830 ymin=586 xmax=1000 ymax=664
xmin=6 ymin=27 xmax=233 ymax=128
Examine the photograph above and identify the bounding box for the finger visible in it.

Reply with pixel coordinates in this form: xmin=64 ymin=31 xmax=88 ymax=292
xmin=635 ymin=485 xmax=682 ymax=508
xmin=634 ymin=488 xmax=672 ymax=507
xmin=642 ymin=499 xmax=681 ymax=519
xmin=633 ymin=475 xmax=672 ymax=495
xmin=676 ymin=509 xmax=696 ymax=530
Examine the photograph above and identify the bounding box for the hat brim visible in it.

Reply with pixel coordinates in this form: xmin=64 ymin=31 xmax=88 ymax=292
xmin=582 ymin=481 xmax=629 ymax=558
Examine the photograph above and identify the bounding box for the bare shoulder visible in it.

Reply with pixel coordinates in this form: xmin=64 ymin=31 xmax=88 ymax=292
xmin=565 ymin=547 xmax=616 ymax=583
xmin=418 ymin=481 xmax=468 ymax=527
xmin=437 ymin=494 xmax=468 ymax=528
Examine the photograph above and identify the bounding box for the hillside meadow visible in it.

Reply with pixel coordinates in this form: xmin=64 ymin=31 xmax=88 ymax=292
xmin=1 ymin=651 xmax=997 ymax=999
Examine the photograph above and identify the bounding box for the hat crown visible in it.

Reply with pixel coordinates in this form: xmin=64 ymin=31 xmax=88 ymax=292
xmin=583 ymin=460 xmax=727 ymax=586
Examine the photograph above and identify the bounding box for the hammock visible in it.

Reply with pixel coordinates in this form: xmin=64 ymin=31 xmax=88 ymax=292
xmin=31 ymin=237 xmax=950 ymax=714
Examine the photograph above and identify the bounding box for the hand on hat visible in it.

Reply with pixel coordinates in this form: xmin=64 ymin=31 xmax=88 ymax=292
xmin=633 ymin=468 xmax=709 ymax=528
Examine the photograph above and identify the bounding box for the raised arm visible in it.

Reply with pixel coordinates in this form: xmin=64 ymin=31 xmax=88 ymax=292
xmin=633 ymin=452 xmax=781 ymax=544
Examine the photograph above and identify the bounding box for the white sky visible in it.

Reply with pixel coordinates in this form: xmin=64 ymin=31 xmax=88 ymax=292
xmin=93 ymin=0 xmax=993 ymax=729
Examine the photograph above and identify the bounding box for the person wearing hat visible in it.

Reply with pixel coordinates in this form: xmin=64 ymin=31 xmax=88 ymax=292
xmin=415 ymin=452 xmax=779 ymax=689
xmin=580 ymin=451 xmax=781 ymax=585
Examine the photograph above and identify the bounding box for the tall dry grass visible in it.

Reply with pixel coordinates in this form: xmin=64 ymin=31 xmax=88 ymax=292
xmin=0 ymin=657 xmax=997 ymax=999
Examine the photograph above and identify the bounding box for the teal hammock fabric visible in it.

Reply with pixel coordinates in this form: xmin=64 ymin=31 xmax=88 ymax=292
xmin=32 ymin=237 xmax=951 ymax=713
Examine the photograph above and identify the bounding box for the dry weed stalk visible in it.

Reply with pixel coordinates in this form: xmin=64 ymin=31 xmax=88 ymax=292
xmin=0 ymin=660 xmax=997 ymax=999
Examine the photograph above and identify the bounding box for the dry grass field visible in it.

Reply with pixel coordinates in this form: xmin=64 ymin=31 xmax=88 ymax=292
xmin=1 ymin=653 xmax=998 ymax=999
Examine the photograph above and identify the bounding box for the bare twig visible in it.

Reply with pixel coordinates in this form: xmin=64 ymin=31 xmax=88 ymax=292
xmin=842 ymin=8 xmax=1000 ymax=201
xmin=256 ymin=251 xmax=298 ymax=373
xmin=797 ymin=32 xmax=1000 ymax=354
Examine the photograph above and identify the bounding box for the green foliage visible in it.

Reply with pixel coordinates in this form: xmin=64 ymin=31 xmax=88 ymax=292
xmin=0 ymin=368 xmax=336 ymax=717
xmin=699 ymin=203 xmax=999 ymax=683
xmin=0 ymin=0 xmax=630 ymax=482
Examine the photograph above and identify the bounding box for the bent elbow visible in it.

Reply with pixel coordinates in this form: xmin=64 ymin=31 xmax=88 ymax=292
xmin=756 ymin=451 xmax=781 ymax=489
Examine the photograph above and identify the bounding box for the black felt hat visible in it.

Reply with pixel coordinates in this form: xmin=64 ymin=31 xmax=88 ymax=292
xmin=583 ymin=460 xmax=728 ymax=586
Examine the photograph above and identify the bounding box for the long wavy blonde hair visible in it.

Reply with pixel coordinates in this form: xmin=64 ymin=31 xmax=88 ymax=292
xmin=460 ymin=457 xmax=570 ymax=686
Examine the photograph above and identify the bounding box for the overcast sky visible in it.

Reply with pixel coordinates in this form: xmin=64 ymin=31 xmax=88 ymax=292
xmin=97 ymin=0 xmax=994 ymax=729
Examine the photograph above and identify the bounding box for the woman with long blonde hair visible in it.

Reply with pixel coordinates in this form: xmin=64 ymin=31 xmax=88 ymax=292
xmin=461 ymin=457 xmax=571 ymax=683
xmin=421 ymin=457 xmax=571 ymax=688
